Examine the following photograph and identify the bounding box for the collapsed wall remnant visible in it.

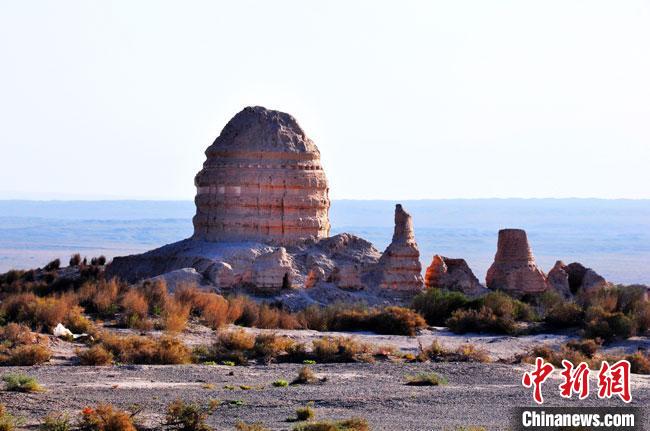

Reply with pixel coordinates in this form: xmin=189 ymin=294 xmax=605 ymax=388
xmin=485 ymin=228 xmax=549 ymax=294
xmin=425 ymin=255 xmax=487 ymax=296
xmin=548 ymin=260 xmax=609 ymax=296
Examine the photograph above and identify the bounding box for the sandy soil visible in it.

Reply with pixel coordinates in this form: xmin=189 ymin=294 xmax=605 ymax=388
xmin=1 ymin=361 xmax=649 ymax=431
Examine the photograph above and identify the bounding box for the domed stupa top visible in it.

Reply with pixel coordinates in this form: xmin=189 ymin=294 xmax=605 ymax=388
xmin=206 ymin=106 xmax=319 ymax=154
xmin=193 ymin=106 xmax=330 ymax=245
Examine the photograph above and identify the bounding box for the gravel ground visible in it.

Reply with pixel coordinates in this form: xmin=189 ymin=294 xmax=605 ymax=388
xmin=2 ymin=362 xmax=649 ymax=431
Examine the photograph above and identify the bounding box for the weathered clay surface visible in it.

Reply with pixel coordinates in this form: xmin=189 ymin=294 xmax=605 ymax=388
xmin=547 ymin=260 xmax=572 ymax=298
xmin=377 ymin=204 xmax=424 ymax=292
xmin=554 ymin=261 xmax=610 ymax=294
xmin=193 ymin=106 xmax=330 ymax=245
xmin=146 ymin=268 xmax=204 ymax=292
xmin=486 ymin=229 xmax=549 ymax=294
xmin=425 ymin=255 xmax=487 ymax=296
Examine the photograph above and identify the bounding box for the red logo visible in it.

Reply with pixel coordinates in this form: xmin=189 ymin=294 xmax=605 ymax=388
xmin=523 ymin=358 xmax=632 ymax=404
xmin=522 ymin=357 xmax=555 ymax=404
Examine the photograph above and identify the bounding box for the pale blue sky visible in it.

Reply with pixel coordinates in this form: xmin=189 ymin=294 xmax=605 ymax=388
xmin=1 ymin=1 xmax=649 ymax=200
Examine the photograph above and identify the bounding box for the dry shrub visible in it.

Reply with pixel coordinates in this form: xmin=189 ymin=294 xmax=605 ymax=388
xmin=79 ymin=404 xmax=139 ymax=431
xmin=292 ymin=418 xmax=369 ymax=431
xmin=564 ymin=339 xmax=601 ymax=358
xmin=77 ymin=345 xmax=114 ymax=366
xmin=418 ymin=340 xmax=489 ymax=363
xmin=161 ymin=300 xmax=190 ymax=333
xmin=225 ymin=296 xmax=246 ymax=322
xmin=256 ymin=305 xmax=301 ymax=330
xmin=292 ymin=366 xmax=317 ymax=384
xmin=253 ymin=333 xmax=296 ymax=363
xmin=78 ymin=279 xmax=122 ymax=316
xmin=164 ymin=399 xmax=216 ymax=431
xmin=175 ymin=284 xmax=229 ymax=329
xmin=0 ymin=323 xmax=51 ymax=365
xmin=0 ymin=323 xmax=34 ymax=347
xmin=297 ymin=305 xmax=334 ymax=331
xmin=0 ymin=293 xmax=84 ymax=332
xmin=311 ymin=337 xmax=373 ymax=363
xmin=5 ymin=345 xmax=52 ymax=366
xmin=216 ymin=329 xmax=255 ymax=351
xmin=454 ymin=344 xmax=490 ymax=363
xmin=625 ymin=351 xmax=650 ymax=374
xmin=120 ymin=290 xmax=150 ymax=329
xmin=98 ymin=333 xmax=190 ymax=365
xmin=139 ymin=280 xmax=168 ymax=315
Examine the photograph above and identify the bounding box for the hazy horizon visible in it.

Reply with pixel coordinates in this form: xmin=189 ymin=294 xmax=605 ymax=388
xmin=2 ymin=199 xmax=649 ymax=285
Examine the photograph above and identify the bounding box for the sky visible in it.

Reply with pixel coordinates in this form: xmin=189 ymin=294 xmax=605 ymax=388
xmin=0 ymin=1 xmax=649 ymax=200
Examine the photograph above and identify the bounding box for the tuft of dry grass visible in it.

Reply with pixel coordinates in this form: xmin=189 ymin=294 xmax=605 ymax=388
xmin=292 ymin=418 xmax=369 ymax=431
xmin=292 ymin=366 xmax=317 ymax=385
xmin=405 ymin=372 xmax=447 ymax=386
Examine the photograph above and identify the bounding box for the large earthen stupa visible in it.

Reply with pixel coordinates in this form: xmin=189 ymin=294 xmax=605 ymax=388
xmin=193 ymin=107 xmax=330 ymax=245
xmin=107 ymin=106 xmax=425 ymax=308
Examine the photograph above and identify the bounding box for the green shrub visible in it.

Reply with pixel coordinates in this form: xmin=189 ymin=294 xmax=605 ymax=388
xmin=584 ymin=306 xmax=637 ymax=341
xmin=272 ymin=380 xmax=288 ymax=387
xmin=545 ymin=302 xmax=584 ymax=328
xmin=0 ymin=404 xmax=22 ymax=431
xmin=411 ymin=289 xmax=472 ymax=326
xmin=405 ymin=372 xmax=447 ymax=386
xmin=295 ymin=403 xmax=315 ymax=421
xmin=39 ymin=413 xmax=72 ymax=431
xmin=446 ymin=307 xmax=517 ymax=335
xmin=2 ymin=374 xmax=43 ymax=392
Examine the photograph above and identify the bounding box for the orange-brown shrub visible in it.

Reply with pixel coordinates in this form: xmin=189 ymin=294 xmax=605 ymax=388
xmin=0 ymin=323 xmax=51 ymax=365
xmin=0 ymin=293 xmax=77 ymax=331
xmin=256 ymin=305 xmax=301 ymax=329
xmin=98 ymin=333 xmax=191 ymax=365
xmin=626 ymin=351 xmax=650 ymax=374
xmin=120 ymin=290 xmax=150 ymax=329
xmin=77 ymin=345 xmax=114 ymax=366
xmin=5 ymin=344 xmax=52 ymax=365
xmin=79 ymin=403 xmax=139 ymax=431
xmin=175 ymin=284 xmax=229 ymax=329
xmin=161 ymin=299 xmax=190 ymax=332
xmin=311 ymin=336 xmax=373 ymax=363
xmin=253 ymin=333 xmax=296 ymax=363
xmin=78 ymin=279 xmax=122 ymax=316
xmin=139 ymin=279 xmax=169 ymax=315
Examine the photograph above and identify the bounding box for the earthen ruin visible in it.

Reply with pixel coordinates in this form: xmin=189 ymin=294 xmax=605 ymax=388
xmin=486 ymin=228 xmax=549 ymax=294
